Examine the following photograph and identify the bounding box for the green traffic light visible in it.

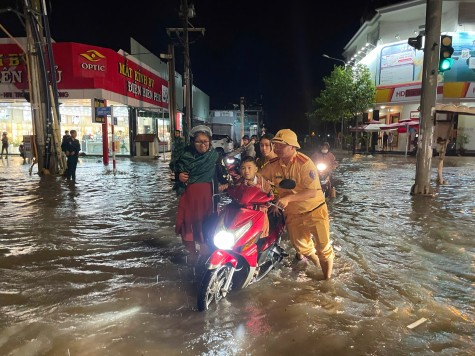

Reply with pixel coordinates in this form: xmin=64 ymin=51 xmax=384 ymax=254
xmin=439 ymin=58 xmax=454 ymax=71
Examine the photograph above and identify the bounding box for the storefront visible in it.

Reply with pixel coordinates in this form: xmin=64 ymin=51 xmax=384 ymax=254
xmin=350 ymin=34 xmax=475 ymax=153
xmin=0 ymin=40 xmax=169 ymax=155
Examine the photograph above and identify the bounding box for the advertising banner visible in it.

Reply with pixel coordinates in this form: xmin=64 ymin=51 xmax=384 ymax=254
xmin=379 ymin=42 xmax=423 ymax=85
xmin=0 ymin=42 xmax=168 ymax=109
xmin=442 ymin=32 xmax=475 ymax=83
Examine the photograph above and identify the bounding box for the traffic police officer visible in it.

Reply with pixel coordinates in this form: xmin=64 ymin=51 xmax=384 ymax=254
xmin=260 ymin=129 xmax=334 ymax=279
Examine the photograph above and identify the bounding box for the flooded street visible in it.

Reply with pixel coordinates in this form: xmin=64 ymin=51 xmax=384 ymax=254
xmin=0 ymin=154 xmax=474 ymax=355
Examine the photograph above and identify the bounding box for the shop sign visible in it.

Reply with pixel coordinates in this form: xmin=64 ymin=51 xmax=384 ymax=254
xmin=375 ymin=83 xmax=443 ymax=103
xmin=79 ymin=50 xmax=106 ymax=72
xmin=410 ymin=111 xmax=420 ymax=119
xmin=465 ymin=82 xmax=475 ymax=98
xmin=0 ymin=43 xmax=168 ymax=109
xmin=96 ymin=106 xmax=111 ymax=116
xmin=93 ymin=98 xmax=106 ymax=124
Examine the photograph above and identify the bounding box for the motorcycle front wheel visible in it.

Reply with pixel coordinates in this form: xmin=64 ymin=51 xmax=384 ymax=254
xmin=197 ymin=264 xmax=233 ymax=311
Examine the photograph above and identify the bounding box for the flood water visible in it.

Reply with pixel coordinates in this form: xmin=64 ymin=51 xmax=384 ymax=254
xmin=0 ymin=153 xmax=474 ymax=355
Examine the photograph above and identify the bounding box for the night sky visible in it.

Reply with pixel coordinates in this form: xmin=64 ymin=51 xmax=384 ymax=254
xmin=2 ymin=0 xmax=402 ymax=133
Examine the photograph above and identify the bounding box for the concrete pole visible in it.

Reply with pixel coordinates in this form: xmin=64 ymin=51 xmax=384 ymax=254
xmin=168 ymin=44 xmax=177 ymax=138
xmin=25 ymin=0 xmax=46 ymax=173
xmin=183 ymin=0 xmax=191 ymax=144
xmin=240 ymin=97 xmax=245 ymax=145
xmin=411 ymin=0 xmax=442 ymax=196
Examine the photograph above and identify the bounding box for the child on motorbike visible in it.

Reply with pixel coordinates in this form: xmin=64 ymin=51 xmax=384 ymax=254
xmin=237 ymin=157 xmax=272 ymax=237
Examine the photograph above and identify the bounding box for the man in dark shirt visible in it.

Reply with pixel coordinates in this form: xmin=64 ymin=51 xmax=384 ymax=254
xmin=65 ymin=130 xmax=81 ymax=181
xmin=61 ymin=130 xmax=71 ymax=152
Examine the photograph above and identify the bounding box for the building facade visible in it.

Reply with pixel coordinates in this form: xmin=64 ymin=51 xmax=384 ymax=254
xmin=209 ymin=106 xmax=263 ymax=143
xmin=0 ymin=37 xmax=209 ymax=156
xmin=343 ymin=0 xmax=475 ymax=152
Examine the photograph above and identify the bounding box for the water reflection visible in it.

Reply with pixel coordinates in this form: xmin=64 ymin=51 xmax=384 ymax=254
xmin=0 ymin=155 xmax=474 ymax=355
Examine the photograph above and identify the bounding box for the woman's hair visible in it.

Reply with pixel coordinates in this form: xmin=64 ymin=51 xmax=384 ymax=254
xmin=192 ymin=131 xmax=211 ymax=140
xmin=190 ymin=125 xmax=212 ymax=145
xmin=260 ymin=133 xmax=274 ymax=142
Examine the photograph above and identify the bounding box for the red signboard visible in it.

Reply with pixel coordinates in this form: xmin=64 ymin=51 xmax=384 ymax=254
xmin=0 ymin=42 xmax=168 ymax=109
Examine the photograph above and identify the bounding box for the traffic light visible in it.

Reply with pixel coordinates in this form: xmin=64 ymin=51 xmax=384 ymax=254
xmin=439 ymin=35 xmax=454 ymax=72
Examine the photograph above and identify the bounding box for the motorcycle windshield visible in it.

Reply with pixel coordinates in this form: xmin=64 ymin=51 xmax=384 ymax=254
xmin=227 ymin=184 xmax=272 ymax=206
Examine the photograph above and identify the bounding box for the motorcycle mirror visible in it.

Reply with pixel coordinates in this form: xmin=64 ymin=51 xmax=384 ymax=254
xmin=279 ymin=179 xmax=296 ymax=190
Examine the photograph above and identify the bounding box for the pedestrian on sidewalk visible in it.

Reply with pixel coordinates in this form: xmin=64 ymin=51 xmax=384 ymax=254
xmin=61 ymin=130 xmax=71 ymax=152
xmin=19 ymin=143 xmax=26 ymax=164
xmin=383 ymin=132 xmax=388 ymax=151
xmin=388 ymin=132 xmax=394 ymax=151
xmin=1 ymin=132 xmax=8 ymax=159
xmin=65 ymin=130 xmax=80 ymax=181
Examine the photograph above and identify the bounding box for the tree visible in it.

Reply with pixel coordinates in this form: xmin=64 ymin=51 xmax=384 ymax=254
xmin=308 ymin=64 xmax=376 ymax=146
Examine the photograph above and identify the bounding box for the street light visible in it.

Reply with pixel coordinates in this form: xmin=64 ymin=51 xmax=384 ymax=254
xmin=322 ymin=54 xmax=346 ymax=67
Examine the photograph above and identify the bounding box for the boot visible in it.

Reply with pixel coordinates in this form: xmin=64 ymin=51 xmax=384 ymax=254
xmin=320 ymin=259 xmax=333 ymax=280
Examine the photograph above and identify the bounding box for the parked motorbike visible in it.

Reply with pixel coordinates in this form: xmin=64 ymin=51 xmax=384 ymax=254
xmin=196 ymin=179 xmax=295 ymax=311
xmin=224 ymin=154 xmax=241 ymax=182
xmin=315 ymin=162 xmax=333 ymax=198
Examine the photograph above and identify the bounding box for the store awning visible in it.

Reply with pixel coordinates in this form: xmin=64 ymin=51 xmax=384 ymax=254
xmin=349 ymin=125 xmax=366 ymax=132
xmin=381 ymin=119 xmax=419 ymax=132
xmin=350 ymin=120 xmax=388 ymax=132
xmin=435 ymin=104 xmax=475 ymax=115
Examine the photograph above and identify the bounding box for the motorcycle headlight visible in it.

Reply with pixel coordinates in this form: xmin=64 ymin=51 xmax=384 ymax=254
xmin=213 ymin=230 xmax=235 ymax=250
xmin=213 ymin=220 xmax=252 ymax=250
xmin=316 ymin=163 xmax=327 ymax=171
xmin=225 ymin=157 xmax=235 ymax=164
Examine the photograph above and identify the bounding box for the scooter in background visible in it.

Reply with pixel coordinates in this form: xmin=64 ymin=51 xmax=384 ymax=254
xmin=315 ymin=162 xmax=335 ymax=198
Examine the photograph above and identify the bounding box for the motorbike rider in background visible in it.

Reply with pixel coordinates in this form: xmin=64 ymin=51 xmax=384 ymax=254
xmin=311 ymin=142 xmax=338 ymax=198
xmin=311 ymin=142 xmax=338 ymax=170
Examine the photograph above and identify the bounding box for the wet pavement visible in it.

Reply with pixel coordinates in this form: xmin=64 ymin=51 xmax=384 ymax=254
xmin=0 ymin=153 xmax=474 ymax=355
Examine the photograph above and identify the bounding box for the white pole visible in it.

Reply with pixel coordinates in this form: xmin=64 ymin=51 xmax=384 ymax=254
xmin=163 ymin=115 xmax=166 ymax=161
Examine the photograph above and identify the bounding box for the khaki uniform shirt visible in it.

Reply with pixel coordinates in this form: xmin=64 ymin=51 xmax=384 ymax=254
xmin=260 ymin=152 xmax=325 ymax=215
xmin=256 ymin=151 xmax=277 ymax=170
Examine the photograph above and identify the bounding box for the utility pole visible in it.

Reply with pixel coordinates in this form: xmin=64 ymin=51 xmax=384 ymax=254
xmin=25 ymin=0 xmax=47 ymax=173
xmin=160 ymin=45 xmax=177 ymax=142
xmin=183 ymin=0 xmax=192 ymax=144
xmin=240 ymin=97 xmax=245 ymax=144
xmin=411 ymin=0 xmax=442 ymax=196
xmin=168 ymin=45 xmax=177 ymax=138
xmin=166 ymin=1 xmax=204 ymax=144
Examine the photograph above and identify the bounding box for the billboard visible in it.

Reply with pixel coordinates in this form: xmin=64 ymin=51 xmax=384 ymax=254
xmin=0 ymin=42 xmax=169 ymax=109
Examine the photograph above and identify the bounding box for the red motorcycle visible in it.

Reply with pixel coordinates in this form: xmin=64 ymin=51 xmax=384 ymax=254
xmin=197 ymin=180 xmax=294 ymax=311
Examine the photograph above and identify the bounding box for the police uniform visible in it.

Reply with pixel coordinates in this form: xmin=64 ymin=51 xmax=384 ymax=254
xmin=260 ymin=136 xmax=334 ymax=263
